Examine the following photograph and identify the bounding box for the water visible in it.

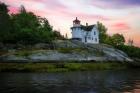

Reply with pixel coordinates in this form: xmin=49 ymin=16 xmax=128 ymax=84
xmin=0 ymin=69 xmax=140 ymax=93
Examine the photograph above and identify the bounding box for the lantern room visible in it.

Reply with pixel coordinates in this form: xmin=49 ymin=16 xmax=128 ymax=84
xmin=73 ymin=17 xmax=81 ymax=27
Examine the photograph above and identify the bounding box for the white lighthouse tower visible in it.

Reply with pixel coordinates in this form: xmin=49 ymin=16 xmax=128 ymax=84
xmin=71 ymin=17 xmax=82 ymax=41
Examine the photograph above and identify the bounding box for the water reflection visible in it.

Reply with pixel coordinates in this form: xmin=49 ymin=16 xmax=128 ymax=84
xmin=122 ymin=80 xmax=140 ymax=93
xmin=0 ymin=69 xmax=140 ymax=93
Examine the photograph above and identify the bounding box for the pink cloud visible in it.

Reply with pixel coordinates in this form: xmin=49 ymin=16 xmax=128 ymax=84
xmin=8 ymin=7 xmax=18 ymax=14
xmin=112 ymin=22 xmax=131 ymax=31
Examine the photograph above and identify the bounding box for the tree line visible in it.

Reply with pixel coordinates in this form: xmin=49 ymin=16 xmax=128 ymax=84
xmin=0 ymin=3 xmax=64 ymax=44
xmin=97 ymin=22 xmax=140 ymax=58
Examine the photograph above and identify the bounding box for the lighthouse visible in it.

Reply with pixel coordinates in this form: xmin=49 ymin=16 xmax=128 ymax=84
xmin=71 ymin=17 xmax=99 ymax=44
xmin=71 ymin=17 xmax=83 ymax=41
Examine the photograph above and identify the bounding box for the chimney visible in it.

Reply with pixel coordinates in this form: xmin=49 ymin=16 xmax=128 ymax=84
xmin=86 ymin=23 xmax=88 ymax=26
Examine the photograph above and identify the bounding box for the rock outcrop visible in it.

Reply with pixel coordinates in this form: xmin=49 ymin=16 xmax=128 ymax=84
xmin=0 ymin=40 xmax=133 ymax=62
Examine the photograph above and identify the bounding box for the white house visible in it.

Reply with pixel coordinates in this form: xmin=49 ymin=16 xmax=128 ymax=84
xmin=71 ymin=17 xmax=99 ymax=44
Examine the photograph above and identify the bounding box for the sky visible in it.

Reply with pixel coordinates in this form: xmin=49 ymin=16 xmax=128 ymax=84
xmin=1 ymin=0 xmax=140 ymax=47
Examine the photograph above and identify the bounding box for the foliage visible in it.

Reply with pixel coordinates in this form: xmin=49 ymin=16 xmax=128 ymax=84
xmin=116 ymin=45 xmax=140 ymax=58
xmin=111 ymin=34 xmax=125 ymax=46
xmin=97 ymin=21 xmax=139 ymax=58
xmin=97 ymin=22 xmax=125 ymax=46
xmin=11 ymin=7 xmax=54 ymax=44
xmin=0 ymin=62 xmax=127 ymax=72
xmin=97 ymin=21 xmax=108 ymax=43
xmin=96 ymin=21 xmax=139 ymax=59
xmin=103 ymin=35 xmax=114 ymax=45
xmin=0 ymin=2 xmax=14 ymax=43
xmin=15 ymin=50 xmax=33 ymax=57
xmin=0 ymin=2 xmax=8 ymax=13
xmin=103 ymin=34 xmax=125 ymax=46
xmin=0 ymin=3 xmax=64 ymax=44
xmin=53 ymin=30 xmax=65 ymax=40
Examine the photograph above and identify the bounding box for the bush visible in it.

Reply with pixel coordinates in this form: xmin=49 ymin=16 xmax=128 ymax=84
xmin=116 ymin=45 xmax=140 ymax=58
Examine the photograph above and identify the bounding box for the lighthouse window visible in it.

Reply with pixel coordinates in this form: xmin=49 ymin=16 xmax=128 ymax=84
xmin=94 ymin=32 xmax=96 ymax=35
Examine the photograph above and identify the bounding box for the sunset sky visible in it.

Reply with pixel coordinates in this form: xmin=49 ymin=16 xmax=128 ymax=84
xmin=1 ymin=0 xmax=140 ymax=47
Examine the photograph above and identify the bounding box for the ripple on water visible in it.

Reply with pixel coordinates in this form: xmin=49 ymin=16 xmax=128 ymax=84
xmin=0 ymin=70 xmax=140 ymax=93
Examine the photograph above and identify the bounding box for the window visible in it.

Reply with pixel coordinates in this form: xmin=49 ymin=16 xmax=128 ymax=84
xmin=94 ymin=32 xmax=96 ymax=35
xmin=85 ymin=37 xmax=87 ymax=42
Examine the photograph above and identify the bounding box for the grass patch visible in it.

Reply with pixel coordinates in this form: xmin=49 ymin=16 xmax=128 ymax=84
xmin=14 ymin=50 xmax=33 ymax=57
xmin=0 ymin=62 xmax=128 ymax=72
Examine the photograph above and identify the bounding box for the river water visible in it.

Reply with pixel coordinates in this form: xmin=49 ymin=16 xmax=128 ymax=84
xmin=0 ymin=69 xmax=140 ymax=93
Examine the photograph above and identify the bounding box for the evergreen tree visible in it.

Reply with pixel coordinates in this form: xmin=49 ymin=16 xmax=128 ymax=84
xmin=53 ymin=30 xmax=64 ymax=40
xmin=20 ymin=5 xmax=26 ymax=13
xmin=0 ymin=2 xmax=14 ymax=43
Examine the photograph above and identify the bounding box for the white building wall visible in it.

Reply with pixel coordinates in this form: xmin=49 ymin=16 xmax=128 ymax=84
xmin=72 ymin=27 xmax=82 ymax=39
xmin=90 ymin=26 xmax=99 ymax=44
xmin=81 ymin=30 xmax=85 ymax=42
xmin=81 ymin=26 xmax=99 ymax=44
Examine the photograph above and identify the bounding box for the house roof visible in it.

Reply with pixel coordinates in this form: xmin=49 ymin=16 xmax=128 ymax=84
xmin=71 ymin=24 xmax=96 ymax=31
xmin=81 ymin=25 xmax=95 ymax=31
